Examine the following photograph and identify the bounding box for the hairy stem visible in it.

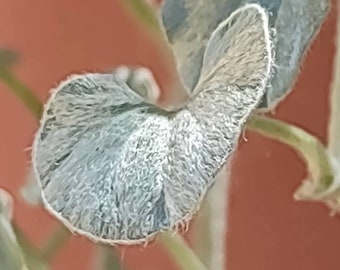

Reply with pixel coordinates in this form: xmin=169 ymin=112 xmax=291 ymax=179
xmin=120 ymin=0 xmax=175 ymax=68
xmin=39 ymin=225 xmax=70 ymax=261
xmin=328 ymin=1 xmax=340 ymax=161
xmin=247 ymin=114 xmax=334 ymax=199
xmin=192 ymin=201 xmax=211 ymax=265
xmin=159 ymin=233 xmax=208 ymax=270
xmin=206 ymin=166 xmax=229 ymax=270
xmin=121 ymin=0 xmax=160 ymax=34
xmin=92 ymin=246 xmax=123 ymax=270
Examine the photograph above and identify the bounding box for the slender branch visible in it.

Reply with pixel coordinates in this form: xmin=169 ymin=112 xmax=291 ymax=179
xmin=159 ymin=233 xmax=208 ymax=270
xmin=120 ymin=0 xmax=175 ymax=67
xmin=207 ymin=166 xmax=229 ymax=270
xmin=13 ymin=223 xmax=40 ymax=259
xmin=316 ymin=1 xmax=340 ymax=213
xmin=328 ymin=1 xmax=340 ymax=161
xmin=0 ymin=68 xmax=42 ymax=118
xmin=0 ymin=67 xmax=71 ymax=262
xmin=121 ymin=0 xmax=161 ymax=35
xmin=247 ymin=114 xmax=334 ymax=199
xmin=39 ymin=225 xmax=70 ymax=261
xmin=192 ymin=201 xmax=211 ymax=265
xmin=92 ymin=246 xmax=123 ymax=270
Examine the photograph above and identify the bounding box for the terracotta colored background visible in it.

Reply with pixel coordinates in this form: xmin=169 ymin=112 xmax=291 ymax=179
xmin=0 ymin=0 xmax=338 ymax=269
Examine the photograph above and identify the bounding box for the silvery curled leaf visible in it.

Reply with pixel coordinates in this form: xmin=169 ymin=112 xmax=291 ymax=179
xmin=0 ymin=188 xmax=29 ymax=270
xmin=33 ymin=4 xmax=273 ymax=244
xmin=161 ymin=0 xmax=329 ymax=108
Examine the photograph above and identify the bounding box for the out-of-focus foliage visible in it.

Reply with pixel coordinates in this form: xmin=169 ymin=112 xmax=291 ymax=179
xmin=121 ymin=0 xmax=161 ymax=34
xmin=0 ymin=49 xmax=18 ymax=69
xmin=20 ymin=168 xmax=42 ymax=206
xmin=0 ymin=54 xmax=42 ymax=117
xmin=0 ymin=189 xmax=28 ymax=270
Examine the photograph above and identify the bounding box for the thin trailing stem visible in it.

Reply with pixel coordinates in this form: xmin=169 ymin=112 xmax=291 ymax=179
xmin=316 ymin=1 xmax=340 ymax=212
xmin=39 ymin=225 xmax=70 ymax=261
xmin=121 ymin=0 xmax=161 ymax=35
xmin=328 ymin=1 xmax=340 ymax=161
xmin=247 ymin=114 xmax=334 ymax=199
xmin=92 ymin=246 xmax=124 ymax=270
xmin=207 ymin=166 xmax=229 ymax=270
xmin=192 ymin=201 xmax=211 ymax=265
xmin=120 ymin=0 xmax=175 ymax=66
xmin=159 ymin=232 xmax=208 ymax=270
xmin=0 ymin=68 xmax=42 ymax=118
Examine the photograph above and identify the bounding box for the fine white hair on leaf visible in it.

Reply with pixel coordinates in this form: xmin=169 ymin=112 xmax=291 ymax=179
xmin=160 ymin=0 xmax=330 ymax=108
xmin=263 ymin=0 xmax=329 ymax=108
xmin=32 ymin=4 xmax=272 ymax=245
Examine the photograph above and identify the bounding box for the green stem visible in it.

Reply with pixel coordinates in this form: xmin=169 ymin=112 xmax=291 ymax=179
xmin=328 ymin=1 xmax=340 ymax=161
xmin=121 ymin=0 xmax=161 ymax=35
xmin=159 ymin=233 xmax=208 ymax=270
xmin=193 ymin=167 xmax=229 ymax=270
xmin=0 ymin=68 xmax=42 ymax=118
xmin=13 ymin=223 xmax=40 ymax=259
xmin=120 ymin=0 xmax=175 ymax=66
xmin=206 ymin=166 xmax=229 ymax=270
xmin=247 ymin=114 xmax=334 ymax=197
xmin=94 ymin=246 xmax=123 ymax=270
xmin=39 ymin=225 xmax=70 ymax=261
xmin=192 ymin=201 xmax=211 ymax=265
xmin=0 ymin=67 xmax=71 ymax=262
